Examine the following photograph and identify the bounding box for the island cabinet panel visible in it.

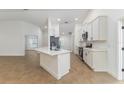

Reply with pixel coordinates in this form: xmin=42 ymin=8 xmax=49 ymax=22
xmin=40 ymin=52 xmax=70 ymax=80
xmin=40 ymin=53 xmax=58 ymax=76
xmin=58 ymin=53 xmax=70 ymax=77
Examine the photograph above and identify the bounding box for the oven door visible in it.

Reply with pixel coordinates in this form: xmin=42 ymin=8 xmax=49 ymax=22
xmin=79 ymin=47 xmax=83 ymax=58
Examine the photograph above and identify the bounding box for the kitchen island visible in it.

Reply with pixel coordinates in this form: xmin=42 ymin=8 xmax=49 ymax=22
xmin=35 ymin=47 xmax=71 ymax=80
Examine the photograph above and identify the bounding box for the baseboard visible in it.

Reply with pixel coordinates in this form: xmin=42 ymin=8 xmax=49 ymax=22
xmin=0 ymin=51 xmax=25 ymax=56
xmin=94 ymin=69 xmax=107 ymax=72
xmin=107 ymin=71 xmax=118 ymax=80
xmin=58 ymin=70 xmax=69 ymax=79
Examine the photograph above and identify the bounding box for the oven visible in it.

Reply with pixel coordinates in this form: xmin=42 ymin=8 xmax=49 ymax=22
xmin=78 ymin=47 xmax=83 ymax=61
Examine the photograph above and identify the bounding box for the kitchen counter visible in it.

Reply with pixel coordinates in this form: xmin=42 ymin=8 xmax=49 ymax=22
xmin=35 ymin=47 xmax=71 ymax=56
xmin=34 ymin=47 xmax=71 ymax=80
xmin=83 ymin=48 xmax=107 ymax=52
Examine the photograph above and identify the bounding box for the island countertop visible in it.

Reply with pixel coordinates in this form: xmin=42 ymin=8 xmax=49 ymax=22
xmin=35 ymin=47 xmax=71 ymax=56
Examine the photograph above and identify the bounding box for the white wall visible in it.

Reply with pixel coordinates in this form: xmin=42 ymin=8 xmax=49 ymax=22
xmin=83 ymin=9 xmax=124 ymax=79
xmin=60 ymin=34 xmax=73 ymax=51
xmin=74 ymin=24 xmax=82 ymax=54
xmin=0 ymin=20 xmax=42 ymax=56
xmin=60 ymin=23 xmax=74 ymax=51
xmin=42 ymin=30 xmax=48 ymax=47
xmin=22 ymin=21 xmax=42 ymax=48
xmin=0 ymin=21 xmax=25 ymax=56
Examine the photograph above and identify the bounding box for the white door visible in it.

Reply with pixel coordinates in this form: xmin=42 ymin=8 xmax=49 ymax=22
xmin=122 ymin=43 xmax=124 ymax=79
xmin=122 ymin=28 xmax=124 ymax=79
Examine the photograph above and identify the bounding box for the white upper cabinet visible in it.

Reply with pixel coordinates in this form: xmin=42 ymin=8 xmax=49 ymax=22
xmin=92 ymin=16 xmax=107 ymax=41
xmin=48 ymin=17 xmax=60 ymax=37
xmin=81 ymin=16 xmax=107 ymax=41
xmin=49 ymin=24 xmax=59 ymax=37
xmin=87 ymin=23 xmax=92 ymax=41
xmin=99 ymin=16 xmax=107 ymax=40
xmin=92 ymin=18 xmax=99 ymax=40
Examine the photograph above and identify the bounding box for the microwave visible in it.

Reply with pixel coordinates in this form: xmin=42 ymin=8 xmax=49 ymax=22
xmin=82 ymin=32 xmax=88 ymax=40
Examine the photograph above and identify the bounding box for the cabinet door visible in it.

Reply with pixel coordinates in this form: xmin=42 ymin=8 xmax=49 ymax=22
xmin=83 ymin=50 xmax=87 ymax=62
xmin=87 ymin=51 xmax=93 ymax=69
xmin=99 ymin=17 xmax=107 ymax=40
xmin=87 ymin=23 xmax=92 ymax=41
xmin=92 ymin=18 xmax=99 ymax=40
xmin=92 ymin=52 xmax=107 ymax=71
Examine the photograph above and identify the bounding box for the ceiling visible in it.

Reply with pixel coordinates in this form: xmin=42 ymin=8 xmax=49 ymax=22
xmin=0 ymin=9 xmax=90 ymax=30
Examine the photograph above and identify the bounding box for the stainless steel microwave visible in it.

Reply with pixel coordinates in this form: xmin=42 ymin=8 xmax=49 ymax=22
xmin=82 ymin=32 xmax=88 ymax=40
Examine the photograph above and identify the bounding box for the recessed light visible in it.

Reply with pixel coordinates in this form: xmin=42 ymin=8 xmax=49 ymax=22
xmin=75 ymin=18 xmax=78 ymax=21
xmin=44 ymin=26 xmax=47 ymax=29
xmin=57 ymin=18 xmax=61 ymax=21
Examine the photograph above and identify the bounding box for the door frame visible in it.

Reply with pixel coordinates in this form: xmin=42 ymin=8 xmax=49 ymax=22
xmin=118 ymin=18 xmax=123 ymax=80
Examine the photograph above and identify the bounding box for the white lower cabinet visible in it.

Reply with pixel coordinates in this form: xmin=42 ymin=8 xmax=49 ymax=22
xmin=83 ymin=49 xmax=107 ymax=72
xmin=83 ymin=49 xmax=87 ymax=63
xmin=92 ymin=51 xmax=107 ymax=71
xmin=87 ymin=51 xmax=93 ymax=68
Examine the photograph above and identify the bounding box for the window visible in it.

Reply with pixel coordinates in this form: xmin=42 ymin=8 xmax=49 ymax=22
xmin=25 ymin=35 xmax=38 ymax=50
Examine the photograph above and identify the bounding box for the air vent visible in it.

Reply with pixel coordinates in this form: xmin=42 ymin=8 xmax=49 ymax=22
xmin=24 ymin=9 xmax=29 ymax=11
xmin=64 ymin=21 xmax=68 ymax=24
xmin=68 ymin=32 xmax=72 ymax=35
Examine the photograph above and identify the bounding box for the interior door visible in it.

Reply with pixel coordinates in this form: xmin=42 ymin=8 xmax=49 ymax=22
xmin=122 ymin=40 xmax=124 ymax=80
xmin=122 ymin=43 xmax=124 ymax=79
xmin=122 ymin=28 xmax=124 ymax=79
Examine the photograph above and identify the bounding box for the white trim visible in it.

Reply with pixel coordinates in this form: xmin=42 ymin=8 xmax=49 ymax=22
xmin=118 ymin=19 xmax=123 ymax=80
xmin=94 ymin=69 xmax=107 ymax=72
xmin=108 ymin=71 xmax=118 ymax=80
xmin=58 ymin=70 xmax=69 ymax=79
xmin=0 ymin=51 xmax=25 ymax=56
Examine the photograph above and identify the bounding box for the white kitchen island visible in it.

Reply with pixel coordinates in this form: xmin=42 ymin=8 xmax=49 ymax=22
xmin=35 ymin=47 xmax=71 ymax=80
